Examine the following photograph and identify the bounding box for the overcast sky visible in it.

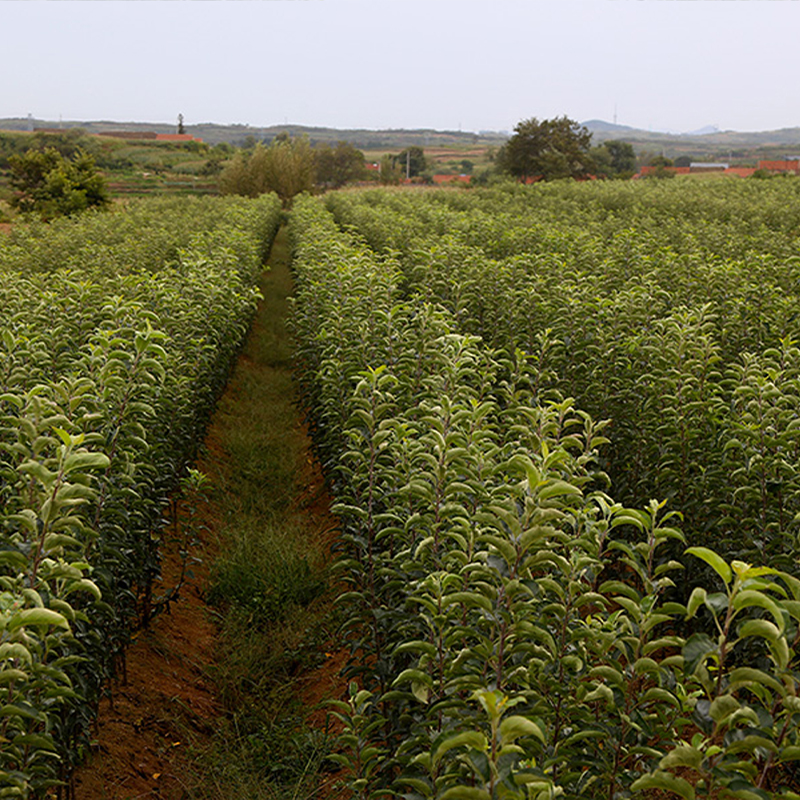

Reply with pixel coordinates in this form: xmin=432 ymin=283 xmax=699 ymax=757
xmin=4 ymin=1 xmax=799 ymax=135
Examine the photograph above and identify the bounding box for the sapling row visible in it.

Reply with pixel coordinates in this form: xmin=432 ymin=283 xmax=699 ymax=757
xmin=291 ymin=191 xmax=800 ymax=799
xmin=0 ymin=193 xmax=283 ymax=797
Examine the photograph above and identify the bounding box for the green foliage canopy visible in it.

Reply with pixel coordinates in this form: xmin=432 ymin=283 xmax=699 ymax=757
xmin=314 ymin=140 xmax=367 ymax=188
xmin=394 ymin=145 xmax=427 ymax=178
xmin=379 ymin=154 xmax=402 ymax=185
xmin=8 ymin=146 xmax=110 ymax=219
xmin=219 ymin=137 xmax=314 ymax=203
xmin=497 ymin=116 xmax=594 ymax=181
xmin=591 ymin=139 xmax=637 ymax=178
xmin=294 ymin=187 xmax=800 ymax=799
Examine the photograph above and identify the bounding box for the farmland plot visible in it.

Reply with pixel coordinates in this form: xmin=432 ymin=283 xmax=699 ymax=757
xmin=0 ymin=194 xmax=282 ymax=797
xmin=290 ymin=183 xmax=800 ymax=800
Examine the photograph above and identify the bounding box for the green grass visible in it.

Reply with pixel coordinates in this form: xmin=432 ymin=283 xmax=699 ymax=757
xmin=181 ymin=226 xmax=339 ymax=799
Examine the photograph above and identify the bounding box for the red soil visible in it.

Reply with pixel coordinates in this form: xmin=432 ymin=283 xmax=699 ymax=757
xmin=71 ymin=392 xmax=342 ymax=800
xmin=72 ymin=426 xmax=226 ymax=799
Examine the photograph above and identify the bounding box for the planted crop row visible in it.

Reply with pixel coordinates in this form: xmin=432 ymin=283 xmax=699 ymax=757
xmin=0 ymin=193 xmax=282 ymax=797
xmin=327 ymin=184 xmax=800 ymax=576
xmin=290 ymin=194 xmax=800 ymax=800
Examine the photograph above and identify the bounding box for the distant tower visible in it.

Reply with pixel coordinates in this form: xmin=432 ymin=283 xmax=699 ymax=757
xmin=613 ymin=104 xmax=618 ymax=126
xmin=27 ymin=113 xmax=33 ymax=132
xmin=177 ymin=113 xmax=185 ymax=135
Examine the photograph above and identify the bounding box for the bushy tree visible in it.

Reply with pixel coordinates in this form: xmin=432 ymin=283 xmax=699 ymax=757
xmin=497 ymin=116 xmax=594 ymax=181
xmin=379 ymin=154 xmax=402 ymax=185
xmin=649 ymin=155 xmax=674 ymax=167
xmin=314 ymin=141 xmax=366 ymax=188
xmin=590 ymin=139 xmax=636 ymax=179
xmin=219 ymin=137 xmax=314 ymax=204
xmin=9 ymin=147 xmax=110 ymax=219
xmin=645 ymin=155 xmax=676 ymax=179
xmin=394 ymin=146 xmax=427 ymax=178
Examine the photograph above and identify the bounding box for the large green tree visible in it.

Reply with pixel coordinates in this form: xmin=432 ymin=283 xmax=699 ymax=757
xmin=394 ymin=146 xmax=427 ymax=179
xmin=497 ymin=116 xmax=594 ymax=181
xmin=590 ymin=139 xmax=637 ymax=179
xmin=9 ymin=147 xmax=110 ymax=219
xmin=314 ymin=141 xmax=366 ymax=188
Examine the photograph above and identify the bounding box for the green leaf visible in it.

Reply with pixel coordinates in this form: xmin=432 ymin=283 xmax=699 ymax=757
xmin=778 ymin=746 xmax=800 ymax=762
xmin=611 ymin=510 xmax=647 ymax=531
xmin=633 ymin=657 xmax=661 ymax=675
xmin=0 ymin=702 xmax=47 ymax=722
xmin=686 ymin=546 xmax=732 ymax=585
xmin=63 ymin=450 xmax=111 ymax=473
xmin=631 ymin=770 xmax=696 ymax=800
xmin=588 ymin=665 xmax=624 ymax=687
xmin=584 ymin=683 xmax=614 ymax=706
xmin=737 ymin=618 xmax=781 ymax=643
xmin=660 ymin=743 xmax=703 ymax=770
xmin=538 ymin=480 xmax=581 ymax=501
xmin=53 ymin=427 xmax=73 ymax=447
xmin=392 ymin=668 xmax=432 ymax=688
xmin=733 ymin=590 xmax=785 ymax=632
xmin=396 ymin=777 xmax=433 ymax=796
xmin=394 ymin=640 xmax=437 ymax=658
xmin=728 ymin=667 xmax=784 ymax=695
xmin=722 ymin=783 xmax=772 ymax=800
xmin=642 ymin=687 xmax=681 ymax=707
xmin=433 ymin=731 xmax=488 ymax=767
xmin=725 ymin=735 xmax=778 ymax=755
xmin=710 ymin=694 xmax=740 ymax=724
xmin=0 ymin=643 xmax=32 ymax=665
xmin=598 ymin=580 xmax=640 ymax=601
xmin=438 ymin=788 xmax=490 ymax=800
xmin=499 ymin=715 xmax=545 ymax=744
xmin=11 ymin=733 xmax=56 ymax=751
xmin=443 ymin=591 xmax=493 ymax=611
xmin=687 ymin=586 xmax=707 ymax=619
xmin=0 ymin=670 xmax=27 ymax=685
xmin=64 ymin=579 xmax=102 ymax=601
xmin=8 ymin=608 xmax=69 ymax=631
xmin=18 ymin=460 xmax=56 ymax=486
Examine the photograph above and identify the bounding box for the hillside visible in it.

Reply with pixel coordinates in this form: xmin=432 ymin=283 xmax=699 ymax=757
xmin=583 ymin=119 xmax=800 ymax=161
xmin=5 ymin=116 xmax=800 ymax=164
xmin=0 ymin=117 xmax=507 ymax=149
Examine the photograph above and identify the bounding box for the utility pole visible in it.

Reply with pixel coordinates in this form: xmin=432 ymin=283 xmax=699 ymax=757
xmin=406 ymin=149 xmax=410 ymax=180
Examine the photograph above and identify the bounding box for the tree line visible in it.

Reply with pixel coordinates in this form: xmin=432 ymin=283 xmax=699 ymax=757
xmin=3 ymin=117 xmax=642 ymax=219
xmin=217 ymin=137 xmax=435 ymax=202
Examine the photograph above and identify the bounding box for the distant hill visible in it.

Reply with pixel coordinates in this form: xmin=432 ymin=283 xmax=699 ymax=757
xmin=581 ymin=119 xmax=644 ymax=137
xmin=0 ymin=117 xmax=507 ymax=149
xmin=581 ymin=119 xmax=800 ymax=161
xmin=2 ymin=117 xmax=799 ymax=162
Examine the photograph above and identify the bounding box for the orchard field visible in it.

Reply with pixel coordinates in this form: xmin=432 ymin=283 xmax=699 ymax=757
xmin=0 ymin=194 xmax=282 ymax=796
xmin=289 ymin=178 xmax=800 ymax=800
xmin=4 ymin=177 xmax=800 ymax=800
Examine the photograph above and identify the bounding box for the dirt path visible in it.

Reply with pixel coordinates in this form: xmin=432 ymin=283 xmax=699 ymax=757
xmin=72 ymin=227 xmax=341 ymax=799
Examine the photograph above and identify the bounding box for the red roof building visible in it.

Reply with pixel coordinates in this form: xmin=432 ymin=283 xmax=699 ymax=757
xmin=758 ymin=159 xmax=800 ymax=173
xmin=431 ymin=174 xmax=472 ymax=185
xmin=155 ymin=133 xmax=203 ymax=143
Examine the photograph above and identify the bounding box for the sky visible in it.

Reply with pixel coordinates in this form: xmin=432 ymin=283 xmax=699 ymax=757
xmin=3 ymin=0 xmax=800 ymax=136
